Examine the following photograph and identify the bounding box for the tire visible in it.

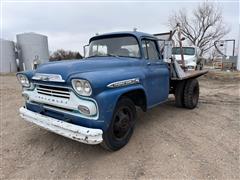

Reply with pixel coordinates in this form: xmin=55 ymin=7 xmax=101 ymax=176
xmin=174 ymin=81 xmax=186 ymax=107
xmin=101 ymin=97 xmax=136 ymax=151
xmin=196 ymin=64 xmax=201 ymax=70
xmin=183 ymin=79 xmax=199 ymax=109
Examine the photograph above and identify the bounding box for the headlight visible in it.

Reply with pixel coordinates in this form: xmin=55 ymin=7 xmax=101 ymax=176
xmin=17 ymin=74 xmax=30 ymax=87
xmin=72 ymin=79 xmax=92 ymax=96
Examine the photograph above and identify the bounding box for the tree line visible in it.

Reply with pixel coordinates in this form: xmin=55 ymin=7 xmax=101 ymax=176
xmin=50 ymin=49 xmax=83 ymax=61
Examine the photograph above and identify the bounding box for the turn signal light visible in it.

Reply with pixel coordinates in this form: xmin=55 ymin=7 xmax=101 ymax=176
xmin=78 ymin=105 xmax=90 ymax=116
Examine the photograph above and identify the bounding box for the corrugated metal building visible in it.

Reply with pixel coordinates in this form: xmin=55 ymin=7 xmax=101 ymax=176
xmin=0 ymin=39 xmax=17 ymax=73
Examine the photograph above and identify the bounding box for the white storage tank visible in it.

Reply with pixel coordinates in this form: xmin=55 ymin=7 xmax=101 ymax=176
xmin=0 ymin=39 xmax=17 ymax=73
xmin=16 ymin=33 xmax=49 ymax=71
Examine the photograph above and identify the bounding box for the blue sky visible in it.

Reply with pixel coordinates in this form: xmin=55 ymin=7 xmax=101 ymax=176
xmin=1 ymin=0 xmax=239 ymax=54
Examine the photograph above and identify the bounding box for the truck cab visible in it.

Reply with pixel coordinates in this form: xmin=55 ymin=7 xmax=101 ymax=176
xmin=17 ymin=31 xmax=205 ymax=151
xmin=172 ymin=46 xmax=200 ymax=70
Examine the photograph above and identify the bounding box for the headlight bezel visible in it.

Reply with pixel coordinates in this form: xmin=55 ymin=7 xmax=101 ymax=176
xmin=17 ymin=74 xmax=31 ymax=88
xmin=71 ymin=79 xmax=92 ymax=96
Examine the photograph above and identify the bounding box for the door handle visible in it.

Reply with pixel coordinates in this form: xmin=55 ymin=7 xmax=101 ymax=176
xmin=147 ymin=62 xmax=151 ymax=65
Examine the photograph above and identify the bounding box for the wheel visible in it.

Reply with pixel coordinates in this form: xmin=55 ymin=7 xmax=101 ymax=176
xmin=183 ymin=79 xmax=199 ymax=109
xmin=101 ymin=97 xmax=136 ymax=151
xmin=174 ymin=81 xmax=186 ymax=107
xmin=195 ymin=64 xmax=200 ymax=70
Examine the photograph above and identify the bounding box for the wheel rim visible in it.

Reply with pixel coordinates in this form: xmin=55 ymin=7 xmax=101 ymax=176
xmin=113 ymin=106 xmax=133 ymax=140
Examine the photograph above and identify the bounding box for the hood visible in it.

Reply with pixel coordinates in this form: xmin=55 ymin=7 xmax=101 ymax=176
xmin=174 ymin=55 xmax=196 ymax=61
xmin=35 ymin=57 xmax=140 ymax=81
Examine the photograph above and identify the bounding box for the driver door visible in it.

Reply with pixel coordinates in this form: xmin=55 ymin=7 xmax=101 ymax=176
xmin=141 ymin=39 xmax=169 ymax=107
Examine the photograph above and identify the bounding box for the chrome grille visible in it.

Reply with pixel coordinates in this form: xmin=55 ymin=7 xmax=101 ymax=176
xmin=36 ymin=85 xmax=70 ymax=99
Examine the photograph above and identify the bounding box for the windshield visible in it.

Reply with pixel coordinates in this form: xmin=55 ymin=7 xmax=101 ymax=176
xmin=87 ymin=36 xmax=140 ymax=58
xmin=172 ymin=47 xmax=195 ymax=55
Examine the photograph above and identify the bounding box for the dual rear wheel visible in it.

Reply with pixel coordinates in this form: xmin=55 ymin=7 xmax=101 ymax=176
xmin=174 ymin=79 xmax=199 ymax=109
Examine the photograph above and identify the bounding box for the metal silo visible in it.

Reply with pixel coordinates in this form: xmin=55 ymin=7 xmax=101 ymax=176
xmin=16 ymin=33 xmax=49 ymax=71
xmin=0 ymin=39 xmax=17 ymax=73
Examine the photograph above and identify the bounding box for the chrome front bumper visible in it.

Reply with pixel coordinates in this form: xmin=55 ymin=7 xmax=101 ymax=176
xmin=19 ymin=107 xmax=103 ymax=145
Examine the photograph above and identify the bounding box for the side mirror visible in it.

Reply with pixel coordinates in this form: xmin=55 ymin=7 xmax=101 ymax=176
xmin=181 ymin=37 xmax=186 ymax=41
xmin=83 ymin=44 xmax=89 ymax=58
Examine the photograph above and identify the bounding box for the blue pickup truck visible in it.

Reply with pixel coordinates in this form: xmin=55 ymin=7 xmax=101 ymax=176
xmin=17 ymin=31 xmax=207 ymax=150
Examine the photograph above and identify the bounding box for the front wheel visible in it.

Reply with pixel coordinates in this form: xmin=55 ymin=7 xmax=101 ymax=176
xmin=101 ymin=97 xmax=136 ymax=151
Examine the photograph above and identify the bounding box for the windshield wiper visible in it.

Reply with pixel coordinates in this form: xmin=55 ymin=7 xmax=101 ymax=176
xmin=86 ymin=55 xmax=102 ymax=58
xmin=86 ymin=54 xmax=119 ymax=58
xmin=117 ymin=55 xmax=138 ymax=59
xmin=86 ymin=54 xmax=119 ymax=59
xmin=105 ymin=53 xmax=119 ymax=58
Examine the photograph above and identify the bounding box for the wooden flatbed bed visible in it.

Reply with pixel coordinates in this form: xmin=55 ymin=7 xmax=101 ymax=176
xmin=171 ymin=70 xmax=208 ymax=80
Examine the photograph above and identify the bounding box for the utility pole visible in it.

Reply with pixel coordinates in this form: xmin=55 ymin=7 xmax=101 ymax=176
xmin=237 ymin=31 xmax=240 ymax=71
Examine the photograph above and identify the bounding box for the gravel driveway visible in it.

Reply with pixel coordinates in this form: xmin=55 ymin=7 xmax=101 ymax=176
xmin=1 ymin=73 xmax=239 ymax=179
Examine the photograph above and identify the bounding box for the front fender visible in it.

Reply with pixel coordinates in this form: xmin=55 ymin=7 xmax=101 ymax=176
xmin=95 ymin=84 xmax=146 ymax=131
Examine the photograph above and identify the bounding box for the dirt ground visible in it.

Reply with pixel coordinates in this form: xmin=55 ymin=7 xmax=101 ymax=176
xmin=0 ymin=72 xmax=239 ymax=179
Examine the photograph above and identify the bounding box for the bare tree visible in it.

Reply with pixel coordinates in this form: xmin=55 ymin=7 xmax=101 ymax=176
xmin=169 ymin=2 xmax=230 ymax=56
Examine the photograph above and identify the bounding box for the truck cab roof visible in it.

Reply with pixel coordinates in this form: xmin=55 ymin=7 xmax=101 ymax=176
xmin=89 ymin=31 xmax=157 ymax=42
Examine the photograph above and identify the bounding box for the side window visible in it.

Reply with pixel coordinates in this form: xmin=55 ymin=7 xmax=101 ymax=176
xmin=141 ymin=40 xmax=159 ymax=60
xmin=142 ymin=40 xmax=148 ymax=59
xmin=148 ymin=40 xmax=159 ymax=60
